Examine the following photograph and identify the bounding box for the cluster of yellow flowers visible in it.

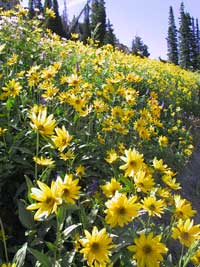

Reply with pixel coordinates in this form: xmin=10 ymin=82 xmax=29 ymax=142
xmin=0 ymin=6 xmax=200 ymax=267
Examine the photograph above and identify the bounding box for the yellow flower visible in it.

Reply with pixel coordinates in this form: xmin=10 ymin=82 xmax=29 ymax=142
xmin=80 ymin=226 xmax=113 ymax=267
xmin=105 ymin=192 xmax=140 ymax=228
xmin=128 ymin=232 xmax=168 ymax=267
xmin=75 ymin=165 xmax=85 ymax=177
xmin=152 ymin=157 xmax=168 ymax=173
xmin=67 ymin=74 xmax=81 ymax=87
xmin=57 ymin=174 xmax=81 ymax=204
xmin=0 ymin=127 xmax=7 ymax=136
xmin=158 ymin=135 xmax=168 ymax=147
xmin=7 ymin=53 xmax=18 ymax=66
xmin=29 ymin=106 xmax=56 ymax=137
xmin=172 ymin=219 xmax=200 ymax=247
xmin=45 ymin=7 xmax=56 ymax=18
xmin=59 ymin=150 xmax=75 ymax=161
xmin=33 ymin=156 xmax=55 ymax=166
xmin=134 ymin=168 xmax=155 ymax=193
xmin=120 ymin=148 xmax=144 ymax=177
xmin=162 ymin=175 xmax=181 ymax=190
xmin=142 ymin=196 xmax=165 ymax=217
xmin=173 ymin=195 xmax=196 ymax=220
xmin=101 ymin=178 xmax=121 ymax=198
xmin=27 ymin=180 xmax=62 ymax=221
xmin=1 ymin=263 xmax=16 ymax=267
xmin=2 ymin=79 xmax=22 ymax=97
xmin=52 ymin=125 xmax=73 ymax=152
xmin=105 ymin=149 xmax=118 ymax=164
xmin=192 ymin=249 xmax=200 ymax=265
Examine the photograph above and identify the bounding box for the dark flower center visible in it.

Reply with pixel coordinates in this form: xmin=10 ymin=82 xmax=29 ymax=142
xmin=142 ymin=244 xmax=152 ymax=254
xmin=117 ymin=207 xmax=126 ymax=215
xmin=91 ymin=242 xmax=100 ymax=251
xmin=181 ymin=232 xmax=189 ymax=240
xmin=129 ymin=160 xmax=136 ymax=167
xmin=149 ymin=204 xmax=156 ymax=211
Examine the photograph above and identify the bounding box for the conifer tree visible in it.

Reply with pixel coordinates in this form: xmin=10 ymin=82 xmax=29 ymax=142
xmin=196 ymin=19 xmax=200 ymax=53
xmin=61 ymin=0 xmax=69 ymax=38
xmin=190 ymin=17 xmax=198 ymax=70
xmin=104 ymin=19 xmax=117 ymax=46
xmin=82 ymin=2 xmax=91 ymax=44
xmin=131 ymin=35 xmax=150 ymax=57
xmin=90 ymin=0 xmax=106 ymax=46
xmin=28 ymin=0 xmax=34 ymax=18
xmin=178 ymin=3 xmax=192 ymax=69
xmin=167 ymin=6 xmax=178 ymax=64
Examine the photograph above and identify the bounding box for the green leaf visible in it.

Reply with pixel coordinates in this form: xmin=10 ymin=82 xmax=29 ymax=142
xmin=6 ymin=97 xmax=15 ymax=110
xmin=13 ymin=242 xmax=27 ymax=267
xmin=18 ymin=200 xmax=35 ymax=229
xmin=28 ymin=248 xmax=51 ymax=267
xmin=62 ymin=223 xmax=81 ymax=241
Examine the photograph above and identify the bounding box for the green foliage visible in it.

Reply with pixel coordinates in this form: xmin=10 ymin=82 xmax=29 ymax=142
xmin=167 ymin=6 xmax=178 ymax=65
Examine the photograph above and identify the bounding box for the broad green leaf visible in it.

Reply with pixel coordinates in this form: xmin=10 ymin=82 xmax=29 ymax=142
xmin=18 ymin=200 xmax=35 ymax=229
xmin=28 ymin=248 xmax=51 ymax=267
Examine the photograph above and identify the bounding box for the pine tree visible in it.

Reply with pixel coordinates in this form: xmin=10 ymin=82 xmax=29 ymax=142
xmin=167 ymin=6 xmax=178 ymax=64
xmin=82 ymin=2 xmax=91 ymax=44
xmin=34 ymin=0 xmax=43 ymax=13
xmin=28 ymin=0 xmax=34 ymax=18
xmin=196 ymin=19 xmax=200 ymax=53
xmin=61 ymin=0 xmax=69 ymax=38
xmin=90 ymin=0 xmax=106 ymax=46
xmin=190 ymin=17 xmax=198 ymax=70
xmin=179 ymin=3 xmax=192 ymax=69
xmin=131 ymin=35 xmax=150 ymax=57
xmin=44 ymin=0 xmax=64 ymax=37
xmin=104 ymin=19 xmax=117 ymax=46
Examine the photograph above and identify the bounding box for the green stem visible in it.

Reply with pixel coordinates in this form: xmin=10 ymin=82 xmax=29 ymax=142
xmin=179 ymin=245 xmax=184 ymax=267
xmin=0 ymin=217 xmax=9 ymax=263
xmin=35 ymin=131 xmax=39 ymax=180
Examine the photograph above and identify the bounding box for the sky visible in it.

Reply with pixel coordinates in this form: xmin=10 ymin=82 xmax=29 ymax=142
xmin=21 ymin=0 xmax=200 ymax=59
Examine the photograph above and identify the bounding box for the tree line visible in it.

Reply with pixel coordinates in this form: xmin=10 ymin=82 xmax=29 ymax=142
xmin=26 ymin=0 xmax=149 ymax=56
xmin=167 ymin=2 xmax=200 ymax=70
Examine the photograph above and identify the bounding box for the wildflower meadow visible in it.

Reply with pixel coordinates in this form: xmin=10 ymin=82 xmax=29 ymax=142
xmin=0 ymin=6 xmax=200 ymax=267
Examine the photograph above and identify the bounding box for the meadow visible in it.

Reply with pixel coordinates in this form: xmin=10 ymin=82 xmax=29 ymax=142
xmin=0 ymin=6 xmax=200 ymax=267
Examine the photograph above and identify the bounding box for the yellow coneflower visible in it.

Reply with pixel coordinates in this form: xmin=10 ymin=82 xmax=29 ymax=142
xmin=105 ymin=192 xmax=140 ymax=228
xmin=101 ymin=178 xmax=121 ymax=198
xmin=120 ymin=148 xmax=144 ymax=177
xmin=33 ymin=156 xmax=55 ymax=166
xmin=172 ymin=219 xmax=200 ymax=247
xmin=27 ymin=180 xmax=62 ymax=221
xmin=29 ymin=105 xmax=56 ymax=137
xmin=142 ymin=196 xmax=165 ymax=217
xmin=52 ymin=125 xmax=73 ymax=152
xmin=128 ymin=232 xmax=168 ymax=267
xmin=79 ymin=226 xmax=113 ymax=267
xmin=57 ymin=174 xmax=81 ymax=204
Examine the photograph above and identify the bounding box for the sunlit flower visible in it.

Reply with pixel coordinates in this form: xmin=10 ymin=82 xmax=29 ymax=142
xmin=142 ymin=196 xmax=165 ymax=217
xmin=105 ymin=149 xmax=118 ymax=164
xmin=45 ymin=7 xmax=56 ymax=19
xmin=75 ymin=165 xmax=85 ymax=177
xmin=134 ymin=168 xmax=155 ymax=193
xmin=120 ymin=148 xmax=144 ymax=177
xmin=173 ymin=195 xmax=196 ymax=220
xmin=59 ymin=150 xmax=75 ymax=161
xmin=52 ymin=125 xmax=73 ymax=152
xmin=33 ymin=156 xmax=55 ymax=166
xmin=158 ymin=135 xmax=168 ymax=147
xmin=128 ymin=232 xmax=168 ymax=267
xmin=0 ymin=127 xmax=7 ymax=136
xmin=105 ymin=192 xmax=140 ymax=227
xmin=172 ymin=219 xmax=200 ymax=247
xmin=101 ymin=178 xmax=121 ymax=198
xmin=27 ymin=180 xmax=62 ymax=221
xmin=57 ymin=174 xmax=81 ymax=204
xmin=2 ymin=79 xmax=22 ymax=97
xmin=80 ymin=226 xmax=113 ymax=267
xmin=29 ymin=105 xmax=56 ymax=137
xmin=192 ymin=249 xmax=200 ymax=265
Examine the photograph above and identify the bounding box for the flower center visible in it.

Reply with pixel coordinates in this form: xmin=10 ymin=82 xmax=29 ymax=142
xmin=45 ymin=197 xmax=54 ymax=206
xmin=149 ymin=204 xmax=156 ymax=211
xmin=63 ymin=188 xmax=70 ymax=197
xmin=91 ymin=242 xmax=100 ymax=251
xmin=181 ymin=232 xmax=189 ymax=240
xmin=129 ymin=160 xmax=136 ymax=167
xmin=117 ymin=206 xmax=126 ymax=215
xmin=142 ymin=244 xmax=152 ymax=254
